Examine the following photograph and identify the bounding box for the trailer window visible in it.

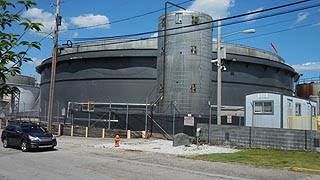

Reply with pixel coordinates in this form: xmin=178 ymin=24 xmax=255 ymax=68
xmin=254 ymin=101 xmax=273 ymax=114
xmin=295 ymin=103 xmax=301 ymax=116
xmin=311 ymin=106 xmax=316 ymax=116
xmin=263 ymin=102 xmax=272 ymax=113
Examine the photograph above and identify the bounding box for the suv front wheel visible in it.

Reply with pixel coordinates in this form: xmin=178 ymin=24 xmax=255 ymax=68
xmin=2 ymin=137 xmax=8 ymax=148
xmin=21 ymin=140 xmax=28 ymax=152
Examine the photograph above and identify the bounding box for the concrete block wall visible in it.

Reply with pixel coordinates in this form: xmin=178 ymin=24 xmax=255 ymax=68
xmin=198 ymin=124 xmax=319 ymax=151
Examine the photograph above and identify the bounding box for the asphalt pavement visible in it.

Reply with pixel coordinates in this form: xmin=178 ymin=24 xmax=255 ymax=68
xmin=0 ymin=135 xmax=319 ymax=180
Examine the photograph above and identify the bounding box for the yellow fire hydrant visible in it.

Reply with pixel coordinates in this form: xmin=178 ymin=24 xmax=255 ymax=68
xmin=114 ymin=135 xmax=120 ymax=147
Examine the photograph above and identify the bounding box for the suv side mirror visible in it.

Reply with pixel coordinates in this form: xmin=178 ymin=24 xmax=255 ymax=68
xmin=16 ymin=130 xmax=22 ymax=134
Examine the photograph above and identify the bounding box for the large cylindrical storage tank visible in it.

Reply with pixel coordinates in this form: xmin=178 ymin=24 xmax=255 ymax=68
xmin=157 ymin=11 xmax=213 ymax=115
xmin=4 ymin=75 xmax=39 ymax=117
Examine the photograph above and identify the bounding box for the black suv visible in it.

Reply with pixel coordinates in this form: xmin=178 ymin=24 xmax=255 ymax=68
xmin=1 ymin=123 xmax=57 ymax=152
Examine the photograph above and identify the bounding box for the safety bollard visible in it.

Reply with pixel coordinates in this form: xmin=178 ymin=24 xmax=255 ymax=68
xmin=71 ymin=125 xmax=74 ymax=137
xmin=141 ymin=131 xmax=146 ymax=139
xmin=127 ymin=130 xmax=131 ymax=139
xmin=58 ymin=124 xmax=61 ymax=136
xmin=102 ymin=128 xmax=105 ymax=139
xmin=85 ymin=127 xmax=88 ymax=138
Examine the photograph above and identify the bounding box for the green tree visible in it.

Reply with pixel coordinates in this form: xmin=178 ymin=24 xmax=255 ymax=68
xmin=0 ymin=0 xmax=42 ymax=95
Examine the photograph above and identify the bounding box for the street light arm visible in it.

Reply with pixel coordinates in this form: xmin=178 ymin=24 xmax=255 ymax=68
xmin=216 ymin=23 xmax=255 ymax=126
xmin=222 ymin=29 xmax=256 ymax=38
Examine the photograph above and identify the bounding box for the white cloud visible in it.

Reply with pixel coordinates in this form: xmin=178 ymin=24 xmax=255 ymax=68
xmin=5 ymin=61 xmax=15 ymax=68
xmin=22 ymin=8 xmax=68 ymax=34
xmin=70 ymin=14 xmax=110 ymax=29
xmin=296 ymin=12 xmax=309 ymax=23
xmin=27 ymin=57 xmax=43 ymax=66
xmin=150 ymin=33 xmax=158 ymax=38
xmin=292 ymin=62 xmax=320 ymax=72
xmin=188 ymin=0 xmax=235 ymax=20
xmin=72 ymin=32 xmax=79 ymax=38
xmin=313 ymin=22 xmax=320 ymax=26
xmin=243 ymin=7 xmax=263 ymax=23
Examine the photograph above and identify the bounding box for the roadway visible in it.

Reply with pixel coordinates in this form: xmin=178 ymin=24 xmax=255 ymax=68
xmin=0 ymin=136 xmax=319 ymax=180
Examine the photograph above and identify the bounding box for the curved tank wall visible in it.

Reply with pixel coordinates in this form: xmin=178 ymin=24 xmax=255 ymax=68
xmin=37 ymin=41 xmax=298 ymax=120
xmin=0 ymin=75 xmax=39 ymax=118
xmin=37 ymin=39 xmax=158 ymax=121
xmin=211 ymin=43 xmax=298 ymax=107
xmin=6 ymin=75 xmax=36 ymax=86
xmin=157 ymin=11 xmax=213 ymax=115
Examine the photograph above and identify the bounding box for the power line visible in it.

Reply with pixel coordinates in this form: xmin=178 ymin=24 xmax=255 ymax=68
xmin=220 ymin=11 xmax=320 ymax=38
xmin=69 ymin=0 xmax=312 ymax=42
xmin=225 ymin=22 xmax=319 ymax=43
xmin=65 ymin=1 xmax=320 ymax=48
xmin=67 ymin=0 xmax=195 ymax=31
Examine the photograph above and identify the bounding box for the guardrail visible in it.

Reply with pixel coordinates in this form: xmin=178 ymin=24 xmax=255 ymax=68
xmin=287 ymin=116 xmax=319 ymax=130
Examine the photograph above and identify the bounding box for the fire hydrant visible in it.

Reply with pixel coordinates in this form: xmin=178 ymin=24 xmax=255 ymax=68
xmin=114 ymin=135 xmax=120 ymax=147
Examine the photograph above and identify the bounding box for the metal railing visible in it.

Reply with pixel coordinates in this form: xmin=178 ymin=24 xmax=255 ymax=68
xmin=287 ymin=116 xmax=319 ymax=130
xmin=296 ymin=76 xmax=320 ymax=84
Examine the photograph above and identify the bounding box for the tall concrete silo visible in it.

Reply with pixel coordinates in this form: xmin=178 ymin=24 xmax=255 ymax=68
xmin=157 ymin=11 xmax=213 ymax=115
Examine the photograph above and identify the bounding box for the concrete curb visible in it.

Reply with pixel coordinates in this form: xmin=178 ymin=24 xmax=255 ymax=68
xmin=291 ymin=167 xmax=320 ymax=174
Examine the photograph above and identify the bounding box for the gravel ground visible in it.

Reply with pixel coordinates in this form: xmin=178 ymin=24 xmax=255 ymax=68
xmin=58 ymin=136 xmax=239 ymax=156
xmin=96 ymin=139 xmax=239 ymax=155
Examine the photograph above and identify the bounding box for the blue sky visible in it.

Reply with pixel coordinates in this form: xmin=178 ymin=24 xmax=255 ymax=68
xmin=17 ymin=0 xmax=320 ymax=82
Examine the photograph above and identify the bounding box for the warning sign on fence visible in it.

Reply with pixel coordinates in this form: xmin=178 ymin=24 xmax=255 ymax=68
xmin=227 ymin=115 xmax=232 ymax=124
xmin=184 ymin=116 xmax=194 ymax=126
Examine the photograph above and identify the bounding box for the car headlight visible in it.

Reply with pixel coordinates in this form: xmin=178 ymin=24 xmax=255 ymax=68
xmin=52 ymin=135 xmax=56 ymax=140
xmin=28 ymin=135 xmax=40 ymax=141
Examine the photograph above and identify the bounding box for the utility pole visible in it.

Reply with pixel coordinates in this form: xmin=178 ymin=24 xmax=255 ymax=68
xmin=47 ymin=0 xmax=61 ymax=133
xmin=217 ymin=18 xmax=222 ymax=125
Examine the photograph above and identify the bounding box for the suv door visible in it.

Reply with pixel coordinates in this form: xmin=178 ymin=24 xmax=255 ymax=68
xmin=5 ymin=125 xmax=16 ymax=146
xmin=12 ymin=126 xmax=23 ymax=146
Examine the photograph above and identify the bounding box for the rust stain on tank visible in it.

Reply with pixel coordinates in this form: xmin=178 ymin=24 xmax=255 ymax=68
xmin=296 ymin=82 xmax=320 ymax=99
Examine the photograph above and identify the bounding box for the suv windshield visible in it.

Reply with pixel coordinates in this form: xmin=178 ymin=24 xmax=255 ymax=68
xmin=21 ymin=125 xmax=45 ymax=133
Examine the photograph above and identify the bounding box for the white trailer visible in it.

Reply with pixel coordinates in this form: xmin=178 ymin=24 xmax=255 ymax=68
xmin=245 ymin=92 xmax=318 ymax=130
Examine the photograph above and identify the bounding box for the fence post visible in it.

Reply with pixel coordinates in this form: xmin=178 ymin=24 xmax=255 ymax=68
xmin=44 ymin=101 xmax=47 ymax=123
xmin=88 ymin=110 xmax=91 ymax=128
xmin=126 ymin=102 xmax=128 ymax=131
xmin=108 ymin=101 xmax=111 ymax=129
xmin=208 ymin=102 xmax=211 ymax=145
xmin=172 ymin=101 xmax=176 ymax=137
xmin=71 ymin=112 xmax=74 ymax=127
xmin=145 ymin=97 xmax=148 ymax=134
xmin=57 ymin=102 xmax=60 ymax=124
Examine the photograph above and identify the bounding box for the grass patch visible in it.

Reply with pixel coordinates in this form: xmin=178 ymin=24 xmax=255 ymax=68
xmin=192 ymin=149 xmax=320 ymax=170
